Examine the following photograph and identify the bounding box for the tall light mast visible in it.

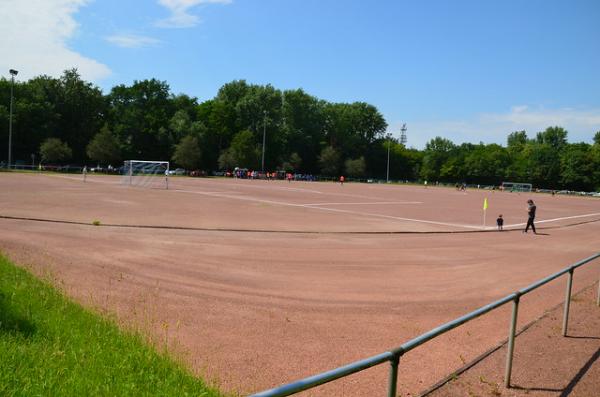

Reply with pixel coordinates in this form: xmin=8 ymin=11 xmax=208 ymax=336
xmin=400 ymin=123 xmax=407 ymax=146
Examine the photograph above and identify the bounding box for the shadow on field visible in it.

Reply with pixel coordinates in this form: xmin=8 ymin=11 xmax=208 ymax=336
xmin=0 ymin=293 xmax=36 ymax=337
xmin=565 ymin=335 xmax=600 ymax=340
xmin=511 ymin=348 xmax=600 ymax=396
xmin=511 ymin=385 xmax=562 ymax=392
xmin=559 ymin=348 xmax=600 ymax=397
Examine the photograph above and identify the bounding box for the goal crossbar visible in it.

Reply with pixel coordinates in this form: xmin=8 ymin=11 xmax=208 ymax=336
xmin=125 ymin=160 xmax=169 ymax=164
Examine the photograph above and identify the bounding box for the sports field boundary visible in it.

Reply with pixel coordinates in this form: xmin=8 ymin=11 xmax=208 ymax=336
xmin=1 ymin=214 xmax=600 ymax=235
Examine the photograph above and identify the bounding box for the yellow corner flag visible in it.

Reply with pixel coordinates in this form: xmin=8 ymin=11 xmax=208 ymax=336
xmin=483 ymin=197 xmax=488 ymax=210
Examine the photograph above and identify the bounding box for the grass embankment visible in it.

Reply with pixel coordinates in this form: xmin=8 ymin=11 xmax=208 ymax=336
xmin=0 ymin=254 xmax=223 ymax=396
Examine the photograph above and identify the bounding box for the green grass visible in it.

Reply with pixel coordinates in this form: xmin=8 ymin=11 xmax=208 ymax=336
xmin=0 ymin=254 xmax=223 ymax=397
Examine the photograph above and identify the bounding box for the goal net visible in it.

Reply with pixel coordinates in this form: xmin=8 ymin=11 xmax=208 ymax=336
xmin=501 ymin=181 xmax=532 ymax=192
xmin=121 ymin=160 xmax=169 ymax=189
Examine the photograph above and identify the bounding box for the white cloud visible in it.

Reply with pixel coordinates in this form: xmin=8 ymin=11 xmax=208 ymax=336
xmin=106 ymin=34 xmax=161 ymax=48
xmin=156 ymin=0 xmax=232 ymax=28
xmin=390 ymin=106 xmax=600 ymax=149
xmin=0 ymin=0 xmax=110 ymax=83
xmin=482 ymin=106 xmax=600 ymax=127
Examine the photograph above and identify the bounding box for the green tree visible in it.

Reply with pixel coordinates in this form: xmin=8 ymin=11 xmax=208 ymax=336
xmin=365 ymin=138 xmax=421 ymax=180
xmin=522 ymin=142 xmax=561 ymax=188
xmin=404 ymin=148 xmax=424 ymax=180
xmin=281 ymin=89 xmax=326 ymax=173
xmin=169 ymin=109 xmax=207 ymax=143
xmin=420 ymin=137 xmax=456 ymax=181
xmin=169 ymin=110 xmax=193 ymax=142
xmin=218 ymin=149 xmax=236 ymax=170
xmin=439 ymin=143 xmax=473 ymax=182
xmin=536 ymin=126 xmax=568 ymax=150
xmin=318 ymin=146 xmax=341 ymax=176
xmin=345 ymin=156 xmax=366 ymax=177
xmin=172 ymin=135 xmax=202 ymax=170
xmin=2 ymin=70 xmax=106 ymax=164
xmin=229 ymin=130 xmax=259 ymax=168
xmin=281 ymin=152 xmax=302 ymax=172
xmin=590 ymin=141 xmax=600 ymax=189
xmin=505 ymin=131 xmax=529 ymax=181
xmin=107 ymin=79 xmax=173 ymax=161
xmin=195 ymin=80 xmax=389 ymax=175
xmin=1 ymin=73 xmax=393 ymax=177
xmin=0 ymin=76 xmax=59 ymax=164
xmin=323 ymin=102 xmax=387 ymax=161
xmin=560 ymin=143 xmax=593 ymax=190
xmin=234 ymin=84 xmax=284 ymax=170
xmin=54 ymin=69 xmax=106 ymax=163
xmin=507 ymin=131 xmax=528 ymax=149
xmin=86 ymin=125 xmax=121 ymax=165
xmin=216 ymin=80 xmax=251 ymax=108
xmin=464 ymin=144 xmax=509 ymax=184
xmin=196 ymin=99 xmax=236 ymax=170
xmin=40 ymin=138 xmax=72 ymax=163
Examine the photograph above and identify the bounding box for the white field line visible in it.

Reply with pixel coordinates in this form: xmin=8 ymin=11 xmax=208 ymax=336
xmin=56 ymin=174 xmax=236 ymax=195
xmin=193 ymin=179 xmax=409 ymax=201
xmin=174 ymin=189 xmax=480 ymax=230
xmin=176 ymin=188 xmax=600 ymax=231
xmin=312 ymin=190 xmax=404 ymax=202
xmin=47 ymin=174 xmax=119 ymax=184
xmin=47 ymin=174 xmax=408 ymax=202
xmin=42 ymin=174 xmax=600 ymax=231
xmin=196 ymin=180 xmax=325 ymax=194
xmin=173 ymin=189 xmax=319 ymax=208
xmin=303 ymin=201 xmax=423 ymax=206
xmin=302 ymin=205 xmax=483 ymax=230
xmin=501 ymin=212 xmax=600 ymax=229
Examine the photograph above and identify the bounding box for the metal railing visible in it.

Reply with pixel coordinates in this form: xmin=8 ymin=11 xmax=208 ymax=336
xmin=251 ymin=253 xmax=600 ymax=397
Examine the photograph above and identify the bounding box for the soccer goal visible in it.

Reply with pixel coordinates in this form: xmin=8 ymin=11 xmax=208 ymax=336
xmin=501 ymin=181 xmax=532 ymax=192
xmin=121 ymin=160 xmax=169 ymax=189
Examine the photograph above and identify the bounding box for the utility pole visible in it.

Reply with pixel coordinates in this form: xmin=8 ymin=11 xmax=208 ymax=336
xmin=386 ymin=133 xmax=392 ymax=182
xmin=8 ymin=69 xmax=18 ymax=168
xmin=261 ymin=110 xmax=267 ymax=173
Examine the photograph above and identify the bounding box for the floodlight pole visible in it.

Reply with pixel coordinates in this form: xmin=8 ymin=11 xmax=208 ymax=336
xmin=386 ymin=133 xmax=392 ymax=183
xmin=8 ymin=69 xmax=18 ymax=169
xmin=261 ymin=110 xmax=267 ymax=173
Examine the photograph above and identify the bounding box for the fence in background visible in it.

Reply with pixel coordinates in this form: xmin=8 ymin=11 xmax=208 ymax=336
xmin=251 ymin=253 xmax=600 ymax=397
xmin=0 ymin=164 xmax=87 ymax=173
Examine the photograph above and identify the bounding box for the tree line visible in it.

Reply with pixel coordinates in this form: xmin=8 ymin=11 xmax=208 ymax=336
xmin=1 ymin=69 xmax=599 ymax=190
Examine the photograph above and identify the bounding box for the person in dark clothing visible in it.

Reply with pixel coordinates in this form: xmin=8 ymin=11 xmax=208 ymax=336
xmin=524 ymin=199 xmax=537 ymax=234
xmin=497 ymin=214 xmax=504 ymax=231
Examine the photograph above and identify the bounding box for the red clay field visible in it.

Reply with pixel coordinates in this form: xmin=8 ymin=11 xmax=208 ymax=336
xmin=1 ymin=172 xmax=599 ymax=396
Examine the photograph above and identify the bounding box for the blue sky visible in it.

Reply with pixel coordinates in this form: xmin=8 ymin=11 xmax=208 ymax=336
xmin=2 ymin=0 xmax=599 ymax=148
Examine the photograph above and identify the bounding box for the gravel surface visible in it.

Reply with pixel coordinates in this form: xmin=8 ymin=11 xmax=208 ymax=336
xmin=1 ymin=173 xmax=599 ymax=396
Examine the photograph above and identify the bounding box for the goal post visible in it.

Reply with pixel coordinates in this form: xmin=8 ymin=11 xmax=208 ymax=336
xmin=501 ymin=181 xmax=532 ymax=192
xmin=121 ymin=160 xmax=170 ymax=189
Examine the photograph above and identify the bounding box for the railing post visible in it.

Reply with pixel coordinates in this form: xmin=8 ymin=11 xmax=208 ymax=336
xmin=562 ymin=268 xmax=574 ymax=337
xmin=504 ymin=294 xmax=520 ymax=388
xmin=387 ymin=354 xmax=400 ymax=397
